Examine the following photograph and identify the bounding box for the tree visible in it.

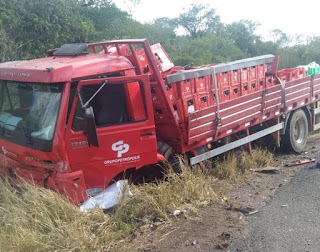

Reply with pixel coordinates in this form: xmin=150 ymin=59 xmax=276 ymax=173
xmin=77 ymin=0 xmax=112 ymax=7
xmin=153 ymin=17 xmax=177 ymax=30
xmin=79 ymin=3 xmax=132 ymax=40
xmin=0 ymin=26 xmax=15 ymax=62
xmin=226 ymin=20 xmax=260 ymax=56
xmin=270 ymin=29 xmax=290 ymax=48
xmin=0 ymin=0 xmax=97 ymax=60
xmin=167 ymin=35 xmax=245 ymax=66
xmin=175 ymin=4 xmax=221 ymax=39
xmin=303 ymin=37 xmax=320 ymax=64
xmin=118 ymin=0 xmax=141 ymax=16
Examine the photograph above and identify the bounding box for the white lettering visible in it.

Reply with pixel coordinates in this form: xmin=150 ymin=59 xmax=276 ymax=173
xmin=104 ymin=155 xmax=141 ymax=165
xmin=0 ymin=71 xmax=31 ymax=78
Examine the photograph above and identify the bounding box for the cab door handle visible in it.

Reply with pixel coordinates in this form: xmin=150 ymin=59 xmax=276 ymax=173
xmin=140 ymin=131 xmax=155 ymax=136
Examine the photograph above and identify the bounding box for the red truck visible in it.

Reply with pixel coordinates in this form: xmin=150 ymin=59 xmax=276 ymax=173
xmin=0 ymin=39 xmax=319 ymax=204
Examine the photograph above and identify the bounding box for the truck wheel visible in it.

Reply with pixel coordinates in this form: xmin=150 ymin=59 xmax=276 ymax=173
xmin=167 ymin=153 xmax=185 ymax=173
xmin=283 ymin=109 xmax=308 ymax=153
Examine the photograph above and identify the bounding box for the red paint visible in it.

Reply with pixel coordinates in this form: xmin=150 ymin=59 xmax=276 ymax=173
xmin=0 ymin=39 xmax=318 ymax=204
xmin=286 ymin=159 xmax=316 ymax=167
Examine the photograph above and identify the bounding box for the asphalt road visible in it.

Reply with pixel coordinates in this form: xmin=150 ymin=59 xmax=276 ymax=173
xmin=231 ymin=165 xmax=320 ymax=252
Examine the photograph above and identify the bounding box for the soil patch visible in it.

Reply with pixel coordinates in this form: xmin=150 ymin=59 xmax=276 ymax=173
xmin=123 ymin=133 xmax=320 ymax=252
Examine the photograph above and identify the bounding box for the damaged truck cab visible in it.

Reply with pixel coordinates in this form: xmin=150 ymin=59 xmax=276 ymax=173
xmin=0 ymin=40 xmax=167 ymax=204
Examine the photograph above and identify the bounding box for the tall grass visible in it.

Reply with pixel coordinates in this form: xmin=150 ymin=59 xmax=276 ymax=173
xmin=0 ymin=166 xmax=217 ymax=251
xmin=0 ymin=148 xmax=272 ymax=251
xmin=213 ymin=148 xmax=273 ymax=179
xmin=0 ymin=176 xmax=119 ymax=252
xmin=116 ymin=166 xmax=218 ymax=225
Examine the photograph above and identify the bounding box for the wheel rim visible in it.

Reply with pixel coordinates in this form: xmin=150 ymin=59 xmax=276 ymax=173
xmin=294 ymin=117 xmax=306 ymax=144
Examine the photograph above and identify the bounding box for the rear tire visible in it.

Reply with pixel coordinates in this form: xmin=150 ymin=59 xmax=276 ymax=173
xmin=283 ymin=109 xmax=308 ymax=153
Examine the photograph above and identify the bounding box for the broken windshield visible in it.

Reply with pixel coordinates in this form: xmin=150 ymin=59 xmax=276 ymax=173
xmin=0 ymin=80 xmax=63 ymax=151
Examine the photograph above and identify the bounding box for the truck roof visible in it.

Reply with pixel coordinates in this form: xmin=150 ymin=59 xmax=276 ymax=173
xmin=0 ymin=53 xmax=134 ymax=83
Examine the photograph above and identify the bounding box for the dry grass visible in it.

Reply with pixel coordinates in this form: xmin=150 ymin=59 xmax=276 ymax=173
xmin=213 ymin=148 xmax=273 ymax=179
xmin=0 ymin=149 xmax=273 ymax=251
xmin=0 ymin=164 xmax=218 ymax=252
xmin=116 ymin=165 xmax=218 ymax=226
xmin=0 ymin=177 xmax=121 ymax=252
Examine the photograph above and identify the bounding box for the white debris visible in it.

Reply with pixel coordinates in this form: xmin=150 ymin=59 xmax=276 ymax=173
xmin=170 ymin=209 xmax=186 ymax=216
xmin=172 ymin=210 xmax=181 ymax=216
xmin=80 ymin=180 xmax=132 ymax=212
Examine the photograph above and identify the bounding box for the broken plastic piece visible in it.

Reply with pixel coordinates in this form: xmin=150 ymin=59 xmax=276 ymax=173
xmin=80 ymin=180 xmax=132 ymax=211
xmin=286 ymin=158 xmax=316 ymax=167
xmin=171 ymin=210 xmax=181 ymax=216
xmin=170 ymin=209 xmax=186 ymax=216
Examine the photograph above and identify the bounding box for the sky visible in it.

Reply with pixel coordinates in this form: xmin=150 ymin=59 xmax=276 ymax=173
xmin=115 ymin=0 xmax=320 ymax=39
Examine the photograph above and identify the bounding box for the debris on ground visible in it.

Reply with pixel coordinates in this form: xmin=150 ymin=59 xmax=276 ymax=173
xmin=233 ymin=207 xmax=259 ymax=216
xmin=217 ymin=242 xmax=230 ymax=250
xmin=286 ymin=158 xmax=316 ymax=167
xmin=220 ymin=232 xmax=232 ymax=240
xmin=169 ymin=209 xmax=186 ymax=216
xmin=80 ymin=180 xmax=132 ymax=211
xmin=252 ymin=166 xmax=280 ymax=174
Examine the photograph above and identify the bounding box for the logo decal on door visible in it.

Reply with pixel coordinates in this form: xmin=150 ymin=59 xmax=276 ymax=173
xmin=112 ymin=141 xmax=129 ymax=158
xmin=104 ymin=141 xmax=140 ymax=166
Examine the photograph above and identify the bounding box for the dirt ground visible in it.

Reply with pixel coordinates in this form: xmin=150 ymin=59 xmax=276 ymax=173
xmin=125 ymin=132 xmax=320 ymax=252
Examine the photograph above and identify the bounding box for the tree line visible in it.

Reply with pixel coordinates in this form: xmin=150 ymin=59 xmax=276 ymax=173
xmin=0 ymin=0 xmax=319 ymax=69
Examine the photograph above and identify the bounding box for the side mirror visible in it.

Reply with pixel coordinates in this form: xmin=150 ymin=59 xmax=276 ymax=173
xmin=84 ymin=106 xmax=99 ymax=147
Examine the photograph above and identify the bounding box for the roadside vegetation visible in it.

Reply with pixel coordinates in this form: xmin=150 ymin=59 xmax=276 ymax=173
xmin=0 ymin=0 xmax=309 ymax=251
xmin=1 ymin=0 xmax=320 ymax=68
xmin=0 ymin=149 xmax=272 ymax=252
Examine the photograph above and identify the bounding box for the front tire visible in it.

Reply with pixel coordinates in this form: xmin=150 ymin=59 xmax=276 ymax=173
xmin=167 ymin=153 xmax=185 ymax=173
xmin=283 ymin=109 xmax=308 ymax=153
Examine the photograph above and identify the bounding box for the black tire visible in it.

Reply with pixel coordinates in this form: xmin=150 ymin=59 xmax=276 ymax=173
xmin=167 ymin=153 xmax=185 ymax=173
xmin=283 ymin=109 xmax=308 ymax=153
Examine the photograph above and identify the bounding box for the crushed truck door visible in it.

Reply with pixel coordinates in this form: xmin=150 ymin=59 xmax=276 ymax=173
xmin=65 ymin=75 xmax=158 ymax=189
